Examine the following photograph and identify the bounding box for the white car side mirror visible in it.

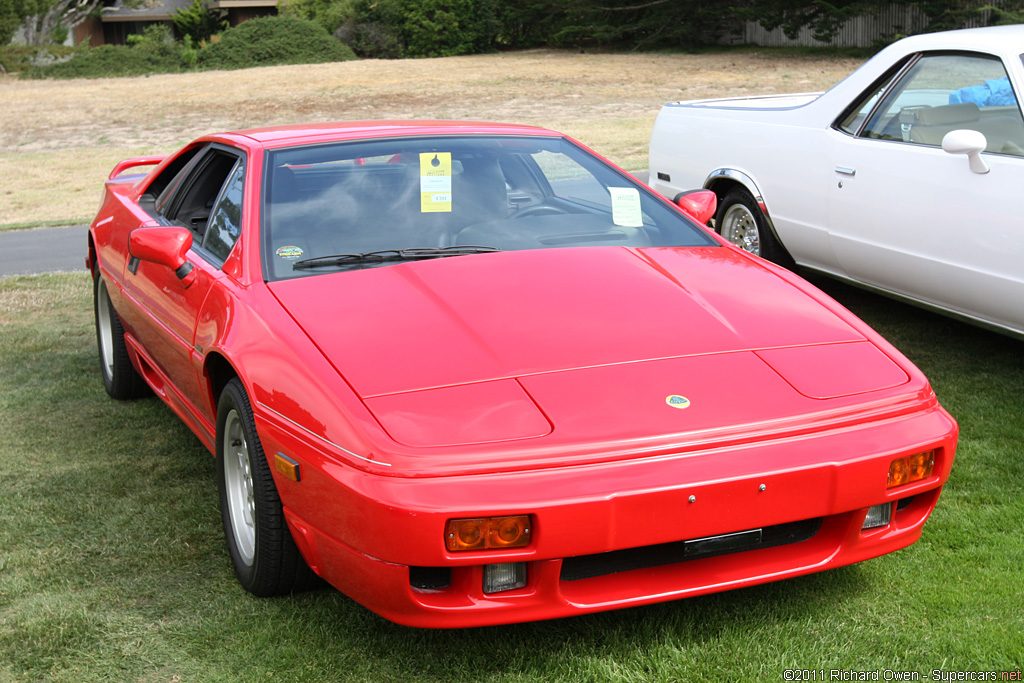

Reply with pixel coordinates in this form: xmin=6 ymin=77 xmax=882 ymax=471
xmin=941 ymin=129 xmax=990 ymax=174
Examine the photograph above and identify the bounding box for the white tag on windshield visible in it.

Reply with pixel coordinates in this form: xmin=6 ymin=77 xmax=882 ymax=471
xmin=608 ymin=187 xmax=643 ymax=227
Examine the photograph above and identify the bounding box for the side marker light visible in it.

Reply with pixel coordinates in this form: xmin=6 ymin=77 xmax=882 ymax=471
xmin=274 ymin=452 xmax=301 ymax=482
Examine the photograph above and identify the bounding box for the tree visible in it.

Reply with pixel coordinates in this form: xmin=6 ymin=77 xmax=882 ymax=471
xmin=172 ymin=0 xmax=227 ymax=42
xmin=18 ymin=0 xmax=105 ymax=45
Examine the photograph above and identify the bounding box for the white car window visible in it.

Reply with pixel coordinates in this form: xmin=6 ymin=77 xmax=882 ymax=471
xmin=861 ymin=53 xmax=1024 ymax=157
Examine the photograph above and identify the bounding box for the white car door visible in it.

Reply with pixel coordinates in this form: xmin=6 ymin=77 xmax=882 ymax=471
xmin=826 ymin=51 xmax=1024 ymax=333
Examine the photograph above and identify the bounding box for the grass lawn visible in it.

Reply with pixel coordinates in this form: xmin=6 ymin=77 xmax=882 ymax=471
xmin=0 ymin=271 xmax=1021 ymax=681
xmin=0 ymin=49 xmax=863 ymax=227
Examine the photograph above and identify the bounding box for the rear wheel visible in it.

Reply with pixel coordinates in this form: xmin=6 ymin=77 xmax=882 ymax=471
xmin=216 ymin=378 xmax=315 ymax=596
xmin=715 ymin=188 xmax=792 ymax=267
xmin=93 ymin=270 xmax=149 ymax=400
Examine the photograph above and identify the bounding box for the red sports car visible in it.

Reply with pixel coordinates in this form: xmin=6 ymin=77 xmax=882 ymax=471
xmin=88 ymin=121 xmax=957 ymax=628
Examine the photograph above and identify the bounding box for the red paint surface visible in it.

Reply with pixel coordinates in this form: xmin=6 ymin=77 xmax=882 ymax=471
xmin=89 ymin=121 xmax=958 ymax=627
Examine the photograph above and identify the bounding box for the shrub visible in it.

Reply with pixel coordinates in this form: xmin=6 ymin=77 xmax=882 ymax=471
xmin=173 ymin=0 xmax=228 ymax=43
xmin=24 ymin=27 xmax=189 ymax=79
xmin=333 ymin=0 xmax=500 ymax=58
xmin=402 ymin=0 xmax=498 ymax=57
xmin=283 ymin=0 xmax=356 ymax=35
xmin=198 ymin=15 xmax=356 ymax=69
xmin=0 ymin=45 xmax=77 ymax=74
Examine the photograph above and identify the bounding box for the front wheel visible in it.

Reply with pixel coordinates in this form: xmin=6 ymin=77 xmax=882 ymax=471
xmin=715 ymin=188 xmax=792 ymax=267
xmin=216 ymin=378 xmax=315 ymax=596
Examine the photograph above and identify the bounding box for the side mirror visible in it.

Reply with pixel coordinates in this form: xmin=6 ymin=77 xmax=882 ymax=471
xmin=129 ymin=226 xmax=195 ymax=284
xmin=942 ymin=129 xmax=990 ymax=174
xmin=674 ymin=189 xmax=718 ymax=226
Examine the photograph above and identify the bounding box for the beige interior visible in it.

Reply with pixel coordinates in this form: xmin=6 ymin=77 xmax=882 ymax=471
xmin=907 ymin=103 xmax=1024 ymax=156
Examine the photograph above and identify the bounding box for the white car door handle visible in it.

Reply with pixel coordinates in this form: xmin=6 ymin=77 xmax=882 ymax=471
xmin=835 ymin=166 xmax=857 ymax=176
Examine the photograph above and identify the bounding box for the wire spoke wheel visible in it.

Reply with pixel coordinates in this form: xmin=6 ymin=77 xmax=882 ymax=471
xmin=714 ymin=188 xmax=792 ymax=267
xmin=720 ymin=203 xmax=762 ymax=255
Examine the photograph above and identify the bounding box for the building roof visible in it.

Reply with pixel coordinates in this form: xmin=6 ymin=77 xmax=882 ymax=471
xmin=100 ymin=0 xmax=277 ymax=22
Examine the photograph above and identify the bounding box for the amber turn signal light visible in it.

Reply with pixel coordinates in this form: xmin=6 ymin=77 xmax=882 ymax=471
xmin=887 ymin=450 xmax=935 ymax=488
xmin=274 ymin=452 xmax=301 ymax=482
xmin=446 ymin=515 xmax=532 ymax=552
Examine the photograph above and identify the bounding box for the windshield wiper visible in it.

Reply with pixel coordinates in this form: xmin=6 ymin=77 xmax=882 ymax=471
xmin=292 ymin=245 xmax=500 ymax=270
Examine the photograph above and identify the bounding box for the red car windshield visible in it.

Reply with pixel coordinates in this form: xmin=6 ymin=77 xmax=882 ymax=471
xmin=262 ymin=135 xmax=715 ymax=280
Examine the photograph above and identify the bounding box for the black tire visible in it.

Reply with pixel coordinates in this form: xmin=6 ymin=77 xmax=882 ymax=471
xmin=93 ymin=269 xmax=149 ymax=400
xmin=715 ymin=188 xmax=793 ymax=267
xmin=216 ymin=378 xmax=315 ymax=596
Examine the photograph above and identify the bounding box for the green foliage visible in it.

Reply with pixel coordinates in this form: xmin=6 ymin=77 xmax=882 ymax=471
xmin=10 ymin=0 xmax=1024 ymax=76
xmin=179 ymin=34 xmax=199 ymax=67
xmin=0 ymin=0 xmax=25 ymax=45
xmin=922 ymin=1 xmax=1024 ymax=32
xmin=0 ymin=43 xmax=75 ymax=72
xmin=172 ymin=0 xmax=227 ymax=43
xmin=336 ymin=0 xmax=405 ymax=57
xmin=331 ymin=0 xmax=499 ymax=58
xmin=281 ymin=0 xmax=356 ymax=35
xmin=25 ymin=25 xmax=188 ymax=78
xmin=401 ymin=0 xmax=499 ymax=56
xmin=50 ymin=22 xmax=67 ymax=44
xmin=198 ymin=15 xmax=356 ymax=69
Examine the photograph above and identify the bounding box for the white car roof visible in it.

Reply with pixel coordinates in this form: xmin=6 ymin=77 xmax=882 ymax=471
xmin=894 ymin=24 xmax=1024 ymax=56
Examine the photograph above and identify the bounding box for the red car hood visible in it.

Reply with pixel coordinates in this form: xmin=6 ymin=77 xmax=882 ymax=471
xmin=268 ymin=246 xmax=866 ymax=399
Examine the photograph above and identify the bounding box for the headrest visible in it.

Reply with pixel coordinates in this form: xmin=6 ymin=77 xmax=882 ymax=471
xmin=915 ymin=103 xmax=980 ymax=126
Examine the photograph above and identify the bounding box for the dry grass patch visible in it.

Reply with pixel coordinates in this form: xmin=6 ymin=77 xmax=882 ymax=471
xmin=0 ymin=49 xmax=862 ymax=226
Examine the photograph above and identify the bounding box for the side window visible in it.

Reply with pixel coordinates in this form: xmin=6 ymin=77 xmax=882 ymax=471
xmin=860 ymin=53 xmax=1024 ymax=157
xmin=148 ymin=145 xmax=204 ymax=216
xmin=203 ymin=161 xmax=244 ymax=263
xmin=162 ymin=149 xmax=240 ymax=242
xmin=836 ymin=59 xmax=910 ymax=135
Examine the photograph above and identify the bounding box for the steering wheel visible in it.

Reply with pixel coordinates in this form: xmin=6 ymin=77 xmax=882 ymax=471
xmin=515 ymin=204 xmax=567 ymax=218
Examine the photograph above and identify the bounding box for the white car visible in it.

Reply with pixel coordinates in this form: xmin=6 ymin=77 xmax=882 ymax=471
xmin=648 ymin=25 xmax=1024 ymax=338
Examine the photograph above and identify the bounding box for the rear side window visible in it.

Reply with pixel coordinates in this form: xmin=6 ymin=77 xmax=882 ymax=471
xmin=149 ymin=145 xmax=204 ymax=215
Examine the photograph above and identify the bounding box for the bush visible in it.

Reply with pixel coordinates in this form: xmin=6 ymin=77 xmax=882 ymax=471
xmin=0 ymin=45 xmax=77 ymax=74
xmin=402 ymin=0 xmax=498 ymax=57
xmin=173 ymin=0 xmax=228 ymax=43
xmin=332 ymin=0 xmax=499 ymax=58
xmin=24 ymin=27 xmax=189 ymax=78
xmin=198 ymin=15 xmax=355 ymax=69
xmin=283 ymin=0 xmax=356 ymax=35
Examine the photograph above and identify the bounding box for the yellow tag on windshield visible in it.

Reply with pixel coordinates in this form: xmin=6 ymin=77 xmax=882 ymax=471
xmin=420 ymin=152 xmax=452 ymax=213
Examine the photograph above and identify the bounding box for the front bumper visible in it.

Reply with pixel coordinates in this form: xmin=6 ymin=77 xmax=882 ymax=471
xmin=258 ymin=403 xmax=957 ymax=628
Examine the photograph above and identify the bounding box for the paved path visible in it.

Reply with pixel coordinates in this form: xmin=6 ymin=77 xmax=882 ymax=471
xmin=0 ymin=172 xmax=650 ymax=277
xmin=0 ymin=225 xmax=89 ymax=277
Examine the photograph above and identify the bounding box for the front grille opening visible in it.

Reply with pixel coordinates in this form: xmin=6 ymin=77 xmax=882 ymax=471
xmin=560 ymin=518 xmax=822 ymax=582
xmin=896 ymin=495 xmax=915 ymax=511
xmin=410 ymin=566 xmax=451 ymax=591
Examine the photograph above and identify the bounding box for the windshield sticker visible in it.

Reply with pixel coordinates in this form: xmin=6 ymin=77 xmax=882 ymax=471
xmin=275 ymin=245 xmax=304 ymax=259
xmin=608 ymin=187 xmax=643 ymax=227
xmin=420 ymin=152 xmax=453 ymax=213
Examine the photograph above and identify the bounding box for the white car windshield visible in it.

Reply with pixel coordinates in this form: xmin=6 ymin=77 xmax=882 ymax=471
xmin=262 ymin=135 xmax=715 ymax=279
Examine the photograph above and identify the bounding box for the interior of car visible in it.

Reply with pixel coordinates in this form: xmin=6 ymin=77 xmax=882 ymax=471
xmin=262 ymin=138 xmax=712 ymax=280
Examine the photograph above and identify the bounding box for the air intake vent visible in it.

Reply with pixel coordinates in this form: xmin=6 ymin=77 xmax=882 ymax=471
xmin=561 ymin=518 xmax=822 ymax=582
